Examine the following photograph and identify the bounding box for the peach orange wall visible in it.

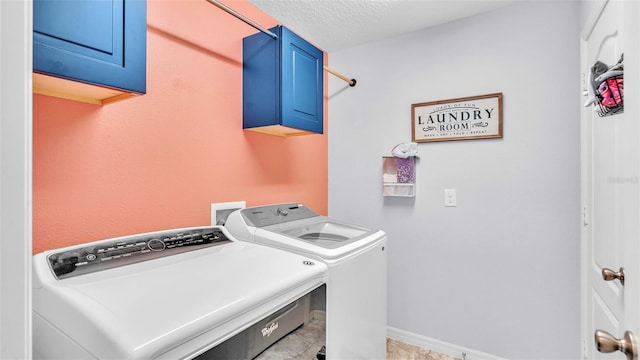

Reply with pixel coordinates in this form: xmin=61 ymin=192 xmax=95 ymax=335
xmin=32 ymin=0 xmax=328 ymax=254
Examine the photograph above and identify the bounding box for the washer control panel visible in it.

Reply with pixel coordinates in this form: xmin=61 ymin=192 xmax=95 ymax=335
xmin=47 ymin=227 xmax=230 ymax=279
xmin=240 ymin=203 xmax=318 ymax=227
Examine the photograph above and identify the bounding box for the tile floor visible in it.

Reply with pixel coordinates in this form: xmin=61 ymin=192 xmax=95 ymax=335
xmin=256 ymin=313 xmax=461 ymax=360
xmin=386 ymin=338 xmax=461 ymax=360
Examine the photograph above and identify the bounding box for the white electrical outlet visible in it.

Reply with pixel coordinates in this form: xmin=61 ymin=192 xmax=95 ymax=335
xmin=211 ymin=201 xmax=246 ymax=226
xmin=444 ymin=189 xmax=457 ymax=207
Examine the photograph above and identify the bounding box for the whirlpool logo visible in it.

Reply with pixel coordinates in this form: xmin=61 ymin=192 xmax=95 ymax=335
xmin=261 ymin=322 xmax=279 ymax=337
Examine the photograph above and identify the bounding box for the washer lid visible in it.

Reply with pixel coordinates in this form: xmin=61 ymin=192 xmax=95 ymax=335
xmin=277 ymin=219 xmax=372 ymax=249
xmin=229 ymin=203 xmax=386 ymax=259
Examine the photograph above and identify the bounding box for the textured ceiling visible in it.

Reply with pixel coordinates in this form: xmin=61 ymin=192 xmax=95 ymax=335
xmin=247 ymin=0 xmax=516 ymax=52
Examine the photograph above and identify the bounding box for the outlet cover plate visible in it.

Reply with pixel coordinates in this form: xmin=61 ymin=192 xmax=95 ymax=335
xmin=444 ymin=189 xmax=457 ymax=207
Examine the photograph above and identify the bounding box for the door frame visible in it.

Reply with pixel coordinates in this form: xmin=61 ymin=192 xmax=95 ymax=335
xmin=0 ymin=0 xmax=33 ymax=358
xmin=580 ymin=0 xmax=608 ymax=351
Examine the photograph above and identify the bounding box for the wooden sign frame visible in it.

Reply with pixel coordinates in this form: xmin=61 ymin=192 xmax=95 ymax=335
xmin=412 ymin=93 xmax=503 ymax=143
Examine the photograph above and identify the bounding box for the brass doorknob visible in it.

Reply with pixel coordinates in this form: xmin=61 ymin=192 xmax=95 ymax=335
xmin=595 ymin=329 xmax=638 ymax=360
xmin=602 ymin=267 xmax=625 ymax=286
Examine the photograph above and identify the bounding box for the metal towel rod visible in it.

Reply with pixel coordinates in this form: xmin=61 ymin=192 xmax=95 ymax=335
xmin=206 ymin=0 xmax=357 ymax=87
xmin=205 ymin=0 xmax=277 ymax=39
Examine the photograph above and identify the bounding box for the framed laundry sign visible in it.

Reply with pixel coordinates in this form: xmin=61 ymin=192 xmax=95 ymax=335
xmin=411 ymin=93 xmax=503 ymax=143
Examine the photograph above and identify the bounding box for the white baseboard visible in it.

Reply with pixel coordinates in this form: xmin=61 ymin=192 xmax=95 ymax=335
xmin=387 ymin=326 xmax=508 ymax=360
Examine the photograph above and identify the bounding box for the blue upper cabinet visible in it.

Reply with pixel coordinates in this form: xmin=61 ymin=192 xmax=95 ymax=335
xmin=243 ymin=26 xmax=324 ymax=136
xmin=33 ymin=0 xmax=146 ymax=105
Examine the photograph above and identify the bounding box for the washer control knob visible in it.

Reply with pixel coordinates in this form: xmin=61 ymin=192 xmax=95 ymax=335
xmin=147 ymin=238 xmax=166 ymax=251
xmin=277 ymin=207 xmax=289 ymax=216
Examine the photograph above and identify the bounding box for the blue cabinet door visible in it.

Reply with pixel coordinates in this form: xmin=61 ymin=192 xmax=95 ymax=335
xmin=280 ymin=27 xmax=323 ymax=134
xmin=243 ymin=26 xmax=323 ymax=135
xmin=33 ymin=0 xmax=146 ymax=94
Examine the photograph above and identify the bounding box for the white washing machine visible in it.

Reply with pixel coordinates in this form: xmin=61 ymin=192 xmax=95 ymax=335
xmin=225 ymin=203 xmax=387 ymax=360
xmin=32 ymin=226 xmax=327 ymax=359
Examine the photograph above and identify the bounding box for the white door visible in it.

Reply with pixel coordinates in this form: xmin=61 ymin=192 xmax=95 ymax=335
xmin=581 ymin=1 xmax=640 ymax=359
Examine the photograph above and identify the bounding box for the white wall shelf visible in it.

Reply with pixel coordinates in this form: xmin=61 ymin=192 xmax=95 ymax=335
xmin=382 ymin=156 xmax=416 ymax=197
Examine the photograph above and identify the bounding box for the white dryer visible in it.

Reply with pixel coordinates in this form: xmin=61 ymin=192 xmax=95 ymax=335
xmin=225 ymin=203 xmax=387 ymax=360
xmin=32 ymin=226 xmax=327 ymax=359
